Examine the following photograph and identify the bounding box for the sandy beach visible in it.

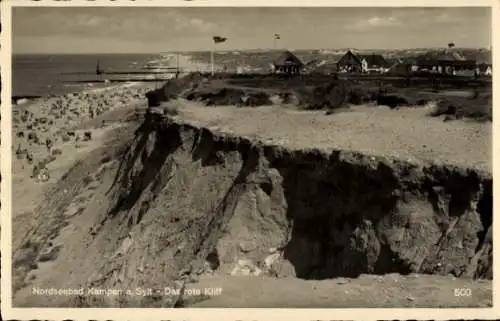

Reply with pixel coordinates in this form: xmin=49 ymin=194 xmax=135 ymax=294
xmin=11 ymin=82 xmax=156 ymax=218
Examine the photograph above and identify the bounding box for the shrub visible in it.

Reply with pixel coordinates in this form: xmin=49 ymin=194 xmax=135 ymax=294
xmin=347 ymin=86 xmax=374 ymax=105
xmin=428 ymin=96 xmax=492 ymax=122
xmin=239 ymin=92 xmax=273 ymax=107
xmin=298 ymin=81 xmax=348 ymax=110
xmin=203 ymin=88 xmax=246 ymax=106
xmin=146 ymin=72 xmax=205 ymax=107
xmin=376 ymin=93 xmax=410 ymax=109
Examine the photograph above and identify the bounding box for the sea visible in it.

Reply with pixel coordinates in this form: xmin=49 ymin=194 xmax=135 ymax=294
xmin=12 ymin=53 xmax=174 ymax=98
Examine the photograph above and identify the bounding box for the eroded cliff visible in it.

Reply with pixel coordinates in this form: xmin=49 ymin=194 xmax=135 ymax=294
xmin=103 ymin=109 xmax=493 ymax=281
xmin=12 ymin=108 xmax=492 ymax=308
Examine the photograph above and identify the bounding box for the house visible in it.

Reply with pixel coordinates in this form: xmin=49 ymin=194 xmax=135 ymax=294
xmin=336 ymin=50 xmax=363 ymax=73
xmin=359 ymin=54 xmax=390 ymax=73
xmin=415 ymin=45 xmax=477 ymax=75
xmin=478 ymin=63 xmax=492 ymax=76
xmin=416 ymin=54 xmax=476 ymax=74
xmin=475 ymin=53 xmax=492 ymax=76
xmin=336 ymin=50 xmax=389 ymax=73
xmin=272 ymin=50 xmax=304 ymax=75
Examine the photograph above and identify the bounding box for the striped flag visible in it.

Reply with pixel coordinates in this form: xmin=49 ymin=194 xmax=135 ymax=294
xmin=274 ymin=33 xmax=281 ymax=40
xmin=213 ymin=36 xmax=227 ymax=44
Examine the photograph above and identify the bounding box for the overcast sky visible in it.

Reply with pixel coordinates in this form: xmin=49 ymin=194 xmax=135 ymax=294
xmin=12 ymin=7 xmax=491 ymax=53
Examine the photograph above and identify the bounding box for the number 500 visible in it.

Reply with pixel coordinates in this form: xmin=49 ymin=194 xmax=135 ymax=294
xmin=454 ymin=288 xmax=472 ymax=297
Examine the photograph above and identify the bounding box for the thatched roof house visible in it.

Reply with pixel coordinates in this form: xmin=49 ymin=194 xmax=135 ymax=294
xmin=358 ymin=54 xmax=389 ymax=69
xmin=336 ymin=50 xmax=363 ymax=72
xmin=336 ymin=50 xmax=389 ymax=72
xmin=273 ymin=50 xmax=304 ymax=67
xmin=273 ymin=50 xmax=305 ymax=75
xmin=416 ymin=50 xmax=476 ymax=70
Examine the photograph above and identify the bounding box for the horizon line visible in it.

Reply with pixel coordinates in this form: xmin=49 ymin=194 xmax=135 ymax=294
xmin=12 ymin=46 xmax=492 ymax=55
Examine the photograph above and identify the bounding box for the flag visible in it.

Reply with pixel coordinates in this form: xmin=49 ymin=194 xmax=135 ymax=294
xmin=274 ymin=33 xmax=281 ymax=40
xmin=213 ymin=36 xmax=227 ymax=44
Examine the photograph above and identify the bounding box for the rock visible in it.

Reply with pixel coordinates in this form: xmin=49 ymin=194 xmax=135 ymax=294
xmin=38 ymin=245 xmax=63 ymax=262
xmin=64 ymin=204 xmax=83 ymax=218
xmin=230 ymin=259 xmax=262 ymax=276
xmin=264 ymin=252 xmax=281 ymax=269
xmin=335 ymin=278 xmax=350 ymax=284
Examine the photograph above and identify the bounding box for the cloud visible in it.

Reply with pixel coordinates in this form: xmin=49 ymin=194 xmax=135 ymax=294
xmin=343 ymin=8 xmax=473 ymax=34
xmin=345 ymin=15 xmax=401 ymax=31
xmin=189 ymin=18 xmax=215 ymax=31
xmin=435 ymin=12 xmax=453 ymax=23
xmin=367 ymin=16 xmax=399 ymax=27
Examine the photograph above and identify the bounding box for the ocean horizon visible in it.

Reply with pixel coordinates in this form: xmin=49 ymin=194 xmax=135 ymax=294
xmin=12 ymin=53 xmax=165 ymax=98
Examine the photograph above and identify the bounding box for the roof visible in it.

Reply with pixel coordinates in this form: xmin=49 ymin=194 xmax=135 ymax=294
xmin=358 ymin=54 xmax=389 ymax=68
xmin=472 ymin=51 xmax=492 ymax=65
xmin=400 ymin=57 xmax=418 ymax=65
xmin=385 ymin=57 xmax=403 ymax=66
xmin=478 ymin=64 xmax=492 ymax=71
xmin=273 ymin=50 xmax=304 ymax=67
xmin=337 ymin=50 xmax=389 ymax=68
xmin=337 ymin=50 xmax=364 ymax=66
xmin=417 ymin=49 xmax=470 ymax=64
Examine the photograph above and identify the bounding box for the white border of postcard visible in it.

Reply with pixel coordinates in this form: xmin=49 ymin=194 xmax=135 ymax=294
xmin=1 ymin=0 xmax=499 ymax=320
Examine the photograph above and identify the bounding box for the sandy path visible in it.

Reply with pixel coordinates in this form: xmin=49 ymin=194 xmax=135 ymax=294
xmin=184 ymin=274 xmax=492 ymax=308
xmin=175 ymin=101 xmax=492 ymax=172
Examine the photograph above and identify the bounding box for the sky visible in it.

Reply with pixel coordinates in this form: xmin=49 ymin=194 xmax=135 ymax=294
xmin=12 ymin=7 xmax=492 ymax=54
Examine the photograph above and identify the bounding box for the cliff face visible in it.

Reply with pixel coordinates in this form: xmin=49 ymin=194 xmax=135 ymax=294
xmin=11 ymin=107 xmax=492 ymax=308
xmin=101 ymin=110 xmax=492 ymax=282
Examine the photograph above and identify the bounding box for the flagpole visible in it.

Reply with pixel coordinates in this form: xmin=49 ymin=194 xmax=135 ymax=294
xmin=176 ymin=52 xmax=180 ymax=77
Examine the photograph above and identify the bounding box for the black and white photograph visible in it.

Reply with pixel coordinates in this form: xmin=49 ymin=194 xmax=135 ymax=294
xmin=4 ymin=3 xmax=494 ymax=313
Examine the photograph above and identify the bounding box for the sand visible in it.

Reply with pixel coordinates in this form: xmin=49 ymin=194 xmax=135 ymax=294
xmin=173 ymin=100 xmax=492 ymax=172
xmin=183 ymin=274 xmax=492 ymax=308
